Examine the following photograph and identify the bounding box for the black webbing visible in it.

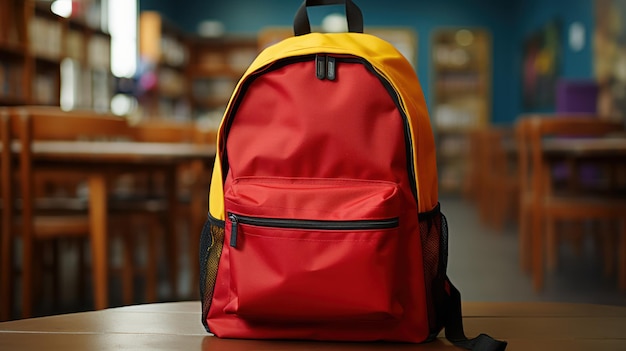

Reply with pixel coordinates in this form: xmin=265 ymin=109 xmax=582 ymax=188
xmin=444 ymin=278 xmax=508 ymax=351
xmin=293 ymin=0 xmax=364 ymax=36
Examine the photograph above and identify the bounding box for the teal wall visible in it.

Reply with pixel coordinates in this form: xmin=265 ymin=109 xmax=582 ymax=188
xmin=141 ymin=0 xmax=595 ymax=125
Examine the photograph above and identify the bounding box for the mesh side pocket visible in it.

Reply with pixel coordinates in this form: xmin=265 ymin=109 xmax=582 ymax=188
xmin=418 ymin=203 xmax=448 ymax=337
xmin=199 ymin=214 xmax=225 ymax=332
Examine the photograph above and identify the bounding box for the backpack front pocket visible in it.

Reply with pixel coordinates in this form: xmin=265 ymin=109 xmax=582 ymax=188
xmin=223 ymin=177 xmax=404 ymax=322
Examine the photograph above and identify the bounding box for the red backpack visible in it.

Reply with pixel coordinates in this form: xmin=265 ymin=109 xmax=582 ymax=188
xmin=200 ymin=1 xmax=506 ymax=349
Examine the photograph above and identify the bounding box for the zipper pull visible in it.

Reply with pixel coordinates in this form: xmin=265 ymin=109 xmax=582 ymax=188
xmin=315 ymin=54 xmax=326 ymax=80
xmin=326 ymin=56 xmax=336 ymax=81
xmin=229 ymin=214 xmax=239 ymax=248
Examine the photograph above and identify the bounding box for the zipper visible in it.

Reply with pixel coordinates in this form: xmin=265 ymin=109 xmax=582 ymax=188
xmin=228 ymin=213 xmax=399 ymax=248
xmin=221 ymin=54 xmax=418 ymax=199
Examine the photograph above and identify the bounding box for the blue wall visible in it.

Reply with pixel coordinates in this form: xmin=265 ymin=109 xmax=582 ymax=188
xmin=141 ymin=0 xmax=594 ymax=125
xmin=510 ymin=0 xmax=595 ymax=117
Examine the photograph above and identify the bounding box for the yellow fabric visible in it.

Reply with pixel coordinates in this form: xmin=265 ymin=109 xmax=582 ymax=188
xmin=209 ymin=32 xmax=438 ymax=219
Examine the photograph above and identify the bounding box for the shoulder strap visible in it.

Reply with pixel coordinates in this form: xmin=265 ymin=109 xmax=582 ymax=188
xmin=442 ymin=278 xmax=508 ymax=351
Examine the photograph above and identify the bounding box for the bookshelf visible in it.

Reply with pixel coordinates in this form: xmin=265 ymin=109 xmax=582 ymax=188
xmin=139 ymin=11 xmax=190 ymax=120
xmin=187 ymin=35 xmax=258 ymax=128
xmin=0 ymin=0 xmax=29 ymax=105
xmin=431 ymin=27 xmax=491 ymax=194
xmin=138 ymin=11 xmax=258 ymax=124
xmin=0 ymin=0 xmax=113 ymax=110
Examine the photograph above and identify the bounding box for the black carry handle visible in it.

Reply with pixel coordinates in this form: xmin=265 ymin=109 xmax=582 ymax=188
xmin=293 ymin=0 xmax=364 ymax=36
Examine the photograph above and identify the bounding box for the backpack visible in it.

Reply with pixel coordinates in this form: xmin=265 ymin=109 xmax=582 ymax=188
xmin=200 ymin=1 xmax=506 ymax=349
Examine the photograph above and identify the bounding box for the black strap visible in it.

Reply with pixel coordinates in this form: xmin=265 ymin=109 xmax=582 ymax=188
xmin=443 ymin=278 xmax=508 ymax=351
xmin=293 ymin=0 xmax=364 ymax=36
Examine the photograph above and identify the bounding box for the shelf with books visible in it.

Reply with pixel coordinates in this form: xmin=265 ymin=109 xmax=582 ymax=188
xmin=187 ymin=35 xmax=257 ymax=126
xmin=0 ymin=0 xmax=113 ymax=109
xmin=0 ymin=0 xmax=28 ymax=105
xmin=0 ymin=49 xmax=27 ymax=104
xmin=431 ymin=27 xmax=491 ymax=194
xmin=62 ymin=18 xmax=112 ymax=111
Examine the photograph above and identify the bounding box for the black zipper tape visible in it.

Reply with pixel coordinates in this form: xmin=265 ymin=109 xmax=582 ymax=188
xmin=228 ymin=213 xmax=399 ymax=248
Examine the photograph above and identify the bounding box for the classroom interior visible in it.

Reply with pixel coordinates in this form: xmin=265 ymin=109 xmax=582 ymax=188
xmin=1 ymin=0 xmax=625 ymax=321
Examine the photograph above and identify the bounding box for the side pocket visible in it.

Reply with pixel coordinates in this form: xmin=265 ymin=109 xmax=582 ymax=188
xmin=199 ymin=213 xmax=225 ymax=332
xmin=418 ymin=203 xmax=449 ymax=338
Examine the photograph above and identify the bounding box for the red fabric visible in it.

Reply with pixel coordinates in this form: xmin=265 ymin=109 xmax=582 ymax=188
xmin=208 ymin=59 xmax=429 ymax=342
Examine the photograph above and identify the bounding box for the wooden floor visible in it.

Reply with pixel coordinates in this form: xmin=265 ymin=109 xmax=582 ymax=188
xmin=444 ymin=196 xmax=626 ymax=306
xmin=8 ymin=196 xmax=626 ymax=320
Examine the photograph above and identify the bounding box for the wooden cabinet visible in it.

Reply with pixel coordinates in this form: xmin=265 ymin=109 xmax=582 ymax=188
xmin=431 ymin=28 xmax=491 ymax=193
xmin=139 ymin=11 xmax=190 ymax=120
xmin=187 ymin=36 xmax=258 ymax=127
xmin=0 ymin=0 xmax=112 ymax=110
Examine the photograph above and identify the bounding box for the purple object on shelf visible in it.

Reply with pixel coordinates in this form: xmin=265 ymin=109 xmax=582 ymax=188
xmin=555 ymin=79 xmax=599 ymax=113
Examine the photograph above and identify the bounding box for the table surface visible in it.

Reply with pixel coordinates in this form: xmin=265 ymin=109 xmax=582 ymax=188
xmin=1 ymin=301 xmax=625 ymax=351
xmin=542 ymin=136 xmax=626 ymax=156
xmin=10 ymin=140 xmax=217 ymax=164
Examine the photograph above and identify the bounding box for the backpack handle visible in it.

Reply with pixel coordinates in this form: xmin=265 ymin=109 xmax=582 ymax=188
xmin=293 ymin=0 xmax=364 ymax=36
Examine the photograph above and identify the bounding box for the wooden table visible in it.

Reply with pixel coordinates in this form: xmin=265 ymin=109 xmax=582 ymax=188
xmin=11 ymin=140 xmax=216 ymax=310
xmin=0 ymin=301 xmax=625 ymax=350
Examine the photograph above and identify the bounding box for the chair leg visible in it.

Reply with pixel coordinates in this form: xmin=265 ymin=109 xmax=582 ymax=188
xmin=546 ymin=218 xmax=558 ymax=272
xmin=189 ymin=217 xmax=201 ymax=300
xmin=491 ymin=190 xmax=504 ymax=232
xmin=1 ymin=219 xmax=12 ymax=321
xmin=77 ymin=239 xmax=87 ymax=307
xmin=602 ymin=221 xmax=616 ymax=278
xmin=51 ymin=239 xmax=61 ymax=311
xmin=165 ymin=169 xmax=179 ymax=299
xmin=519 ymin=204 xmax=530 ymax=273
xmin=532 ymin=209 xmax=544 ymax=291
xmin=619 ymin=220 xmax=626 ymax=292
xmin=571 ymin=221 xmax=585 ymax=257
xmin=121 ymin=229 xmax=135 ymax=306
xmin=21 ymin=236 xmax=35 ymax=318
xmin=145 ymin=221 xmax=158 ymax=303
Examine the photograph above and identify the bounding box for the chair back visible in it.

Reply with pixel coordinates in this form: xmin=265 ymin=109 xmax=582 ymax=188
xmin=132 ymin=119 xmax=196 ymax=143
xmin=13 ymin=106 xmax=132 ymax=141
xmin=131 ymin=119 xmax=217 ymax=145
xmin=2 ymin=106 xmax=134 ymax=318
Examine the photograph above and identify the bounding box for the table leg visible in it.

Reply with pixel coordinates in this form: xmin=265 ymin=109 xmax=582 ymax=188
xmin=531 ymin=164 xmax=546 ymax=292
xmin=186 ymin=160 xmax=202 ymax=299
xmin=88 ymin=174 xmax=108 ymax=310
xmin=166 ymin=168 xmax=179 ymax=299
xmin=617 ymin=217 xmax=626 ymax=292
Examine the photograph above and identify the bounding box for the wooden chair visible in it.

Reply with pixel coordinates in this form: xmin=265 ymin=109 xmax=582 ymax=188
xmin=516 ymin=115 xmax=626 ymax=291
xmin=129 ymin=119 xmax=215 ymax=299
xmin=1 ymin=106 xmax=139 ymax=319
xmin=480 ymin=126 xmax=519 ymax=232
xmin=467 ymin=127 xmax=518 ymax=232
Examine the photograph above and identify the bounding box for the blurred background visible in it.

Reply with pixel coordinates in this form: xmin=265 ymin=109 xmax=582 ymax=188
xmin=1 ymin=0 xmax=625 ymax=321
